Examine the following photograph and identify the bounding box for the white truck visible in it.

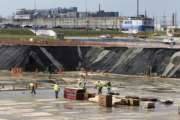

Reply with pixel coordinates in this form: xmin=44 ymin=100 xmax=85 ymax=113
xmin=163 ymin=38 xmax=175 ymax=45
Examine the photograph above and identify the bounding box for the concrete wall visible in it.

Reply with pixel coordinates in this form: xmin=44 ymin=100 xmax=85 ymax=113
xmin=13 ymin=17 xmax=123 ymax=29
xmin=0 ymin=46 xmax=180 ymax=78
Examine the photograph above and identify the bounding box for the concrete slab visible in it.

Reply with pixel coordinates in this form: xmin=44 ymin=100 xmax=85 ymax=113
xmin=0 ymin=72 xmax=180 ymax=120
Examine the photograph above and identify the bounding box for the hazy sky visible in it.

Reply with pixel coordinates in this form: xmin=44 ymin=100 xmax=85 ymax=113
xmin=0 ymin=0 xmax=179 ymax=21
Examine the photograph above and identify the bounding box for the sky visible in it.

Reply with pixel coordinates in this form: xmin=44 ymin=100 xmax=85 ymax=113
xmin=0 ymin=0 xmax=180 ymax=22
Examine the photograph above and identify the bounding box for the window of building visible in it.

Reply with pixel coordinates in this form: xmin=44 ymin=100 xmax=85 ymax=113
xmin=124 ymin=21 xmax=132 ymax=24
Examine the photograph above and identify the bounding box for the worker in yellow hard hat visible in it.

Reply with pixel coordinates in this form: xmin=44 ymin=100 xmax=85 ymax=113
xmin=95 ymin=80 xmax=103 ymax=94
xmin=29 ymin=82 xmax=36 ymax=95
xmin=53 ymin=83 xmax=60 ymax=99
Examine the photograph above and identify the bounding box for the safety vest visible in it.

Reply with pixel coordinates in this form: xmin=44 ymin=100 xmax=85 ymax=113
xmin=96 ymin=81 xmax=103 ymax=89
xmin=106 ymin=82 xmax=112 ymax=89
xmin=53 ymin=84 xmax=60 ymax=91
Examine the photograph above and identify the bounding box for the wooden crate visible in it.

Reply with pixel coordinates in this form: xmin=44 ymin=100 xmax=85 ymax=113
xmin=84 ymin=93 xmax=96 ymax=100
xmin=129 ymin=99 xmax=140 ymax=106
xmin=99 ymin=95 xmax=112 ymax=107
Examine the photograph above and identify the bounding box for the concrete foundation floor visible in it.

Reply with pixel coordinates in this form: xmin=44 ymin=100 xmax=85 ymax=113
xmin=0 ymin=71 xmax=180 ymax=120
xmin=0 ymin=88 xmax=179 ymax=120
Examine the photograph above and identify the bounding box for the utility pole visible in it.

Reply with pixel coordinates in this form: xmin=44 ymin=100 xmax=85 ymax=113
xmin=172 ymin=13 xmax=175 ymax=27
xmin=85 ymin=0 xmax=87 ymax=18
xmin=172 ymin=12 xmax=177 ymax=27
xmin=137 ymin=0 xmax=139 ymax=17
xmin=34 ymin=0 xmax=37 ymax=35
xmin=34 ymin=0 xmax=37 ymax=10
xmin=161 ymin=13 xmax=167 ymax=31
xmin=85 ymin=0 xmax=89 ymax=36
xmin=99 ymin=4 xmax=100 ymax=12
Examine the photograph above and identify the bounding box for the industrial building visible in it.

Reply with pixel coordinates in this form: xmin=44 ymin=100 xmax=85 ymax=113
xmin=12 ymin=17 xmax=123 ymax=29
xmin=12 ymin=7 xmax=120 ymax=29
xmin=121 ymin=15 xmax=154 ymax=34
xmin=13 ymin=7 xmax=119 ymax=20
xmin=14 ymin=7 xmax=78 ymax=20
xmin=14 ymin=9 xmax=34 ymax=20
xmin=78 ymin=11 xmax=119 ymax=18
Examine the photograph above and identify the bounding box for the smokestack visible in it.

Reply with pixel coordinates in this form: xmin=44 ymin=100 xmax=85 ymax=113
xmin=99 ymin=4 xmax=101 ymax=12
xmin=145 ymin=10 xmax=147 ymax=18
xmin=137 ymin=0 xmax=139 ymax=17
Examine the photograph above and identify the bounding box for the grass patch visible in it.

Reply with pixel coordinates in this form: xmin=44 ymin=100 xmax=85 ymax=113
xmin=0 ymin=28 xmax=56 ymax=41
xmin=54 ymin=29 xmax=125 ymax=37
xmin=0 ymin=28 xmax=166 ymax=40
xmin=0 ymin=28 xmax=34 ymax=36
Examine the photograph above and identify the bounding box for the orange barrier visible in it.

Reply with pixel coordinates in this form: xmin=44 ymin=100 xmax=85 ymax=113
xmin=56 ymin=68 xmax=64 ymax=75
xmin=11 ymin=67 xmax=23 ymax=76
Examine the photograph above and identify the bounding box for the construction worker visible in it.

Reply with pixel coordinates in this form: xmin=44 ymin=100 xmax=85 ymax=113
xmin=78 ymin=70 xmax=87 ymax=90
xmin=83 ymin=78 xmax=87 ymax=91
xmin=29 ymin=82 xmax=36 ymax=95
xmin=78 ymin=79 xmax=83 ymax=88
xmin=106 ymin=80 xmax=112 ymax=94
xmin=53 ymin=83 xmax=60 ymax=99
xmin=95 ymin=80 xmax=103 ymax=95
xmin=78 ymin=79 xmax=87 ymax=91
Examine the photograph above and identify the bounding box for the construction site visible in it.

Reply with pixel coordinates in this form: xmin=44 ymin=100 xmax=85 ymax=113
xmin=0 ymin=18 xmax=180 ymax=120
xmin=1 ymin=0 xmax=180 ymax=120
xmin=0 ymin=36 xmax=179 ymax=119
